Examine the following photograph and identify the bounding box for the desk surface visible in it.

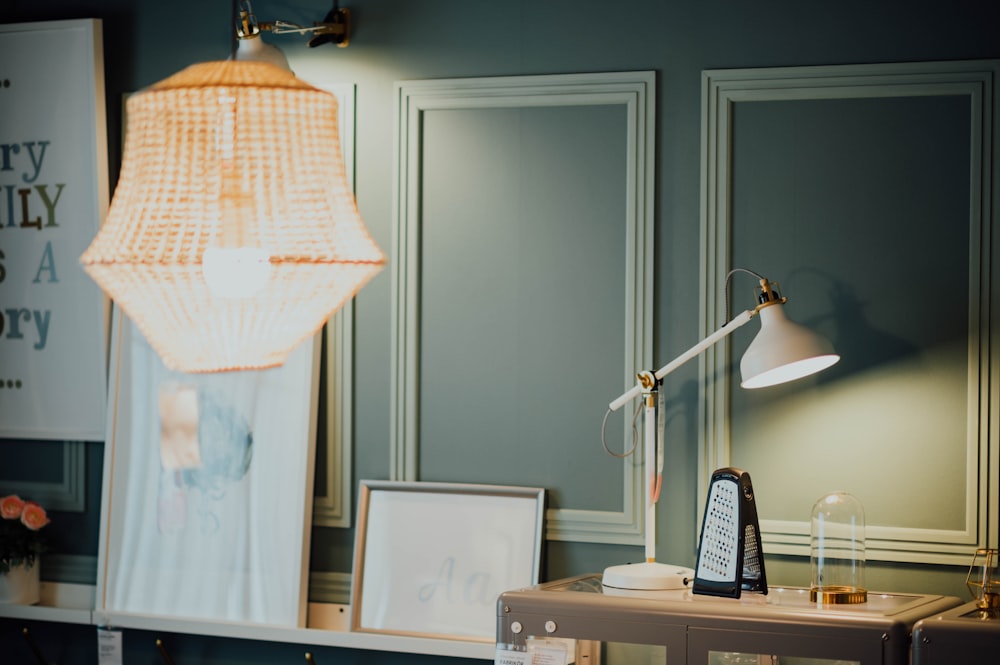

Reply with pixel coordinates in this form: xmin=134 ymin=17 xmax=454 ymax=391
xmin=500 ymin=574 xmax=960 ymax=623
xmin=497 ymin=574 xmax=963 ymax=664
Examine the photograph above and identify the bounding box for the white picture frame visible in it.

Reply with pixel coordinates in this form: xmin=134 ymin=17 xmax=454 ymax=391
xmin=0 ymin=440 xmax=85 ymax=511
xmin=350 ymin=480 xmax=545 ymax=642
xmin=392 ymin=72 xmax=655 ymax=546
xmin=699 ymin=60 xmax=1000 ymax=564
xmin=96 ymin=306 xmax=320 ymax=627
xmin=310 ymin=81 xmax=356 ymax=529
xmin=0 ymin=19 xmax=109 ymax=441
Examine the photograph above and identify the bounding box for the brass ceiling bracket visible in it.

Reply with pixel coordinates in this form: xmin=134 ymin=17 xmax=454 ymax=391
xmin=236 ymin=1 xmax=352 ymax=49
xmin=309 ymin=7 xmax=351 ymax=48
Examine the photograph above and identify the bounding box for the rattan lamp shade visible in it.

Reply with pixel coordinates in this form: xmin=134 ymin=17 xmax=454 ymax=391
xmin=81 ymin=60 xmax=385 ymax=372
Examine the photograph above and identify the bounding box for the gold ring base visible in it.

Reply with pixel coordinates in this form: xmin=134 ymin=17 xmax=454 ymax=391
xmin=810 ymin=586 xmax=868 ymax=604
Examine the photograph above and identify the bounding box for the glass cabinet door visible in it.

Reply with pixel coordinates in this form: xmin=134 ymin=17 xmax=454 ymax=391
xmin=691 ymin=628 xmax=884 ymax=665
xmin=709 ymin=655 xmax=859 ymax=665
xmin=523 ymin=637 xmax=670 ymax=664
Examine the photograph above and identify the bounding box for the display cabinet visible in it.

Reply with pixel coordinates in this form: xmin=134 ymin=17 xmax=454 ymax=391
xmin=496 ymin=575 xmax=962 ymax=665
xmin=912 ymin=601 xmax=1000 ymax=664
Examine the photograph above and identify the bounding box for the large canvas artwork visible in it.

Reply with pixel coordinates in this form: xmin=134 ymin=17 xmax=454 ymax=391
xmin=96 ymin=307 xmax=320 ymax=627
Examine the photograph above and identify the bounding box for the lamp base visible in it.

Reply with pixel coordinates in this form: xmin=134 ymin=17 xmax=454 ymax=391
xmin=602 ymin=561 xmax=694 ymax=591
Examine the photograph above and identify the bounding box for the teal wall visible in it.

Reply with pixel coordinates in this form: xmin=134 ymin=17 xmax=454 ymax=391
xmin=2 ymin=0 xmax=1000 ymax=662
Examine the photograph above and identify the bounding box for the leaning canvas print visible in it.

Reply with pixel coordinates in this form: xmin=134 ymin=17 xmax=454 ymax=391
xmin=96 ymin=306 xmax=319 ymax=627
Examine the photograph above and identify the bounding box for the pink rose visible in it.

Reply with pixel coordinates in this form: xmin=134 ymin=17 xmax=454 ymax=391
xmin=20 ymin=501 xmax=50 ymax=531
xmin=1 ymin=495 xmax=24 ymax=520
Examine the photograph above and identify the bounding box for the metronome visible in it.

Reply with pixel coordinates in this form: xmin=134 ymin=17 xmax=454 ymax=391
xmin=692 ymin=467 xmax=768 ymax=599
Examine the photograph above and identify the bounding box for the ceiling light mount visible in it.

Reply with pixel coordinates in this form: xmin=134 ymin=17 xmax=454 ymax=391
xmin=236 ymin=0 xmax=351 ymax=49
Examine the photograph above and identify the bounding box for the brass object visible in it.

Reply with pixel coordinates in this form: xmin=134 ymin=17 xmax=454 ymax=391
xmin=637 ymin=370 xmax=657 ymax=390
xmin=156 ymin=638 xmax=176 ymax=665
xmin=809 ymin=586 xmax=868 ymax=604
xmin=21 ymin=627 xmax=50 ymax=665
xmin=309 ymin=7 xmax=351 ymax=48
xmin=966 ymin=548 xmax=1000 ymax=610
xmin=752 ymin=277 xmax=788 ymax=314
xmin=237 ymin=1 xmax=351 ymax=48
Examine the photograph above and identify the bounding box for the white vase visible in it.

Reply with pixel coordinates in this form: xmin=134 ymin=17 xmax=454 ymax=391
xmin=0 ymin=561 xmax=41 ymax=604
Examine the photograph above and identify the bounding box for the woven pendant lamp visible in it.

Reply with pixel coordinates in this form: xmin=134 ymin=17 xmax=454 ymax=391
xmin=81 ymin=60 xmax=385 ymax=373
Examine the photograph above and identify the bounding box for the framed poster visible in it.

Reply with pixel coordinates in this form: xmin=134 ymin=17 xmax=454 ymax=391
xmin=351 ymin=480 xmax=545 ymax=642
xmin=96 ymin=306 xmax=320 ymax=627
xmin=0 ymin=19 xmax=109 ymax=441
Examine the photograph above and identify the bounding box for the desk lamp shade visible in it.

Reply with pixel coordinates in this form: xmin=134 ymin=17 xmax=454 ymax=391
xmin=80 ymin=60 xmax=385 ymax=373
xmin=740 ymin=302 xmax=839 ymax=388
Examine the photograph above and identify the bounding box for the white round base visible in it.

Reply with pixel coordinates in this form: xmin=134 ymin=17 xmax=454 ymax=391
xmin=601 ymin=561 xmax=694 ymax=591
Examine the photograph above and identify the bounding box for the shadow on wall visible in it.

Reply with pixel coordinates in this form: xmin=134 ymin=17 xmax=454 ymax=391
xmin=785 ymin=268 xmax=920 ymax=383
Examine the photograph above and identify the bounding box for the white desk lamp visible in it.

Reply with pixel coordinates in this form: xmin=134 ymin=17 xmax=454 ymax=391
xmin=601 ymin=269 xmax=840 ymax=590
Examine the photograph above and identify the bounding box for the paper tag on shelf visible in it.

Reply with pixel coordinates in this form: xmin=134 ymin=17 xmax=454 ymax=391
xmin=528 ymin=640 xmax=570 ymax=665
xmin=495 ymin=646 xmax=531 ymax=665
xmin=97 ymin=627 xmax=123 ymax=665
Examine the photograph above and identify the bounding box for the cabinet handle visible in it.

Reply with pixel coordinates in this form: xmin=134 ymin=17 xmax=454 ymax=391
xmin=21 ymin=627 xmax=54 ymax=665
xmin=156 ymin=638 xmax=176 ymax=665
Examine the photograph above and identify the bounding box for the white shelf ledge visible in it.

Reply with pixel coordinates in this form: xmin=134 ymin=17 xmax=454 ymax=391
xmin=0 ymin=589 xmax=494 ymax=660
xmin=0 ymin=582 xmax=95 ymax=625
xmin=98 ymin=604 xmax=494 ymax=660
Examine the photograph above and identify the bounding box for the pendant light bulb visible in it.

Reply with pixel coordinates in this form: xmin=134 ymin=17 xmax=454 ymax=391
xmin=202 ymin=247 xmax=273 ymax=299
